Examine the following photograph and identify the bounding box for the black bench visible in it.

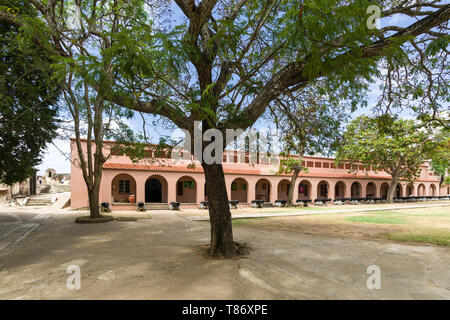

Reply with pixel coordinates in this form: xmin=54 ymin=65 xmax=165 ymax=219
xmin=170 ymin=201 xmax=180 ymax=210
xmin=296 ymin=199 xmax=312 ymax=207
xmin=136 ymin=201 xmax=146 ymax=212
xmin=314 ymin=198 xmax=331 ymax=205
xmin=274 ymin=199 xmax=288 ymax=207
xmin=100 ymin=202 xmax=111 ymax=213
xmin=229 ymin=200 xmax=238 ymax=209
xmin=252 ymin=200 xmax=264 ymax=208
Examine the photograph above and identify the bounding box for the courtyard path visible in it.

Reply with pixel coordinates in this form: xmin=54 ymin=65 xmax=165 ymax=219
xmin=0 ymin=207 xmax=449 ymax=299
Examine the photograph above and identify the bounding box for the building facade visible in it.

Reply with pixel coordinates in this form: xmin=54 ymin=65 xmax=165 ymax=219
xmin=70 ymin=139 xmax=445 ymax=210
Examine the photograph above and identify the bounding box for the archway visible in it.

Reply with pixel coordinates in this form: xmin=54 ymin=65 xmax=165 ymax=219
xmin=395 ymin=184 xmax=403 ymax=198
xmin=334 ymin=181 xmax=346 ymax=200
xmin=417 ymin=184 xmax=426 ymax=197
xmin=429 ymin=184 xmax=436 ymax=197
xmin=111 ymin=173 xmax=136 ymax=203
xmin=298 ymin=180 xmax=312 ymax=200
xmin=366 ymin=182 xmax=376 ymax=198
xmin=351 ymin=182 xmax=362 ymax=198
xmin=231 ymin=178 xmax=248 ymax=203
xmin=176 ymin=176 xmax=197 ymax=203
xmin=145 ymin=175 xmax=168 ymax=203
xmin=277 ymin=179 xmax=291 ymax=201
xmin=380 ymin=182 xmax=390 ymax=199
xmin=317 ymin=180 xmax=329 ymax=199
xmin=255 ymin=178 xmax=271 ymax=202
xmin=406 ymin=184 xmax=414 ymax=197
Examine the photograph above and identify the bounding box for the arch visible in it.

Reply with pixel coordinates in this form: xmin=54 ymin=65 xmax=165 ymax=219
xmin=317 ymin=180 xmax=330 ymax=199
xmin=334 ymin=181 xmax=346 ymax=200
xmin=145 ymin=175 xmax=168 ymax=203
xmin=176 ymin=176 xmax=197 ymax=203
xmin=417 ymin=183 xmax=426 ymax=197
xmin=231 ymin=178 xmax=248 ymax=203
xmin=366 ymin=182 xmax=376 ymax=198
xmin=255 ymin=178 xmax=271 ymax=202
xmin=406 ymin=184 xmax=414 ymax=197
xmin=298 ymin=180 xmax=312 ymax=200
xmin=395 ymin=183 xmax=403 ymax=198
xmin=351 ymin=181 xmax=362 ymax=198
xmin=111 ymin=173 xmax=136 ymax=203
xmin=380 ymin=182 xmax=390 ymax=199
xmin=429 ymin=184 xmax=437 ymax=197
xmin=277 ymin=179 xmax=291 ymax=201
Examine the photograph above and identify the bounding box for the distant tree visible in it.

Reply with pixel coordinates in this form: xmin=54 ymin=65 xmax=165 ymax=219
xmin=429 ymin=128 xmax=450 ymax=188
xmin=336 ymin=116 xmax=436 ymax=203
xmin=63 ymin=74 xmax=135 ymax=218
xmin=0 ymin=0 xmax=59 ymax=185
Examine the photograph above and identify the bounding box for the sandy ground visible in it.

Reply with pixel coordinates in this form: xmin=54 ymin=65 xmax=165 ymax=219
xmin=229 ymin=206 xmax=450 ymax=242
xmin=0 ymin=205 xmax=449 ymax=299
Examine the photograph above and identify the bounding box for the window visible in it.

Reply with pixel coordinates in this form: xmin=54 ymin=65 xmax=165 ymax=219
xmin=118 ymin=180 xmax=131 ymax=193
xmin=241 ymin=183 xmax=247 ymax=190
xmin=323 ymin=162 xmax=330 ymax=168
xmin=183 ymin=181 xmax=194 ymax=189
xmin=262 ymin=183 xmax=267 ymax=190
xmin=335 ymin=185 xmax=339 ymax=196
xmin=315 ymin=162 xmax=321 ymax=168
xmin=231 ymin=182 xmax=237 ymax=191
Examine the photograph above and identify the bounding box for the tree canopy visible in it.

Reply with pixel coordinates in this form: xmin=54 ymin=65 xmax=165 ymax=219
xmin=0 ymin=0 xmax=60 ymax=185
xmin=336 ymin=115 xmax=439 ymax=202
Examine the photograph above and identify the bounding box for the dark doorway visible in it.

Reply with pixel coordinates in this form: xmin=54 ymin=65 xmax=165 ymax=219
xmin=29 ymin=174 xmax=36 ymax=196
xmin=145 ymin=178 xmax=162 ymax=202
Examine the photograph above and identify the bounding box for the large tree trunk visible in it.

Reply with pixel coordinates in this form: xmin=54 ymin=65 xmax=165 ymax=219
xmin=386 ymin=170 xmax=400 ymax=204
xmin=202 ymin=162 xmax=234 ymax=258
xmin=87 ymin=185 xmax=101 ymax=218
xmin=287 ymin=169 xmax=299 ymax=206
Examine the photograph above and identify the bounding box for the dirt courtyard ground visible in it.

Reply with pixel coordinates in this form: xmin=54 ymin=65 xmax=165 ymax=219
xmin=0 ymin=203 xmax=449 ymax=299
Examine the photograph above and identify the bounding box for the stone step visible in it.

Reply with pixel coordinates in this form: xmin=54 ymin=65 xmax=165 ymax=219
xmin=26 ymin=198 xmax=52 ymax=206
xmin=145 ymin=203 xmax=170 ymax=210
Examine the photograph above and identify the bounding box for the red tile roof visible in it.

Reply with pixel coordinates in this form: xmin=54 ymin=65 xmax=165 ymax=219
xmin=102 ymin=163 xmax=438 ymax=182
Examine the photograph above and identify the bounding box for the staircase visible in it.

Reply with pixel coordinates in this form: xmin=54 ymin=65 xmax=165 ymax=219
xmin=263 ymin=202 xmax=274 ymax=208
xmin=26 ymin=196 xmax=52 ymax=206
xmin=145 ymin=203 xmax=170 ymax=210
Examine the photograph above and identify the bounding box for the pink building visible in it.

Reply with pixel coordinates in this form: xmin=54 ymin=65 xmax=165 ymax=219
xmin=70 ymin=139 xmax=445 ymax=210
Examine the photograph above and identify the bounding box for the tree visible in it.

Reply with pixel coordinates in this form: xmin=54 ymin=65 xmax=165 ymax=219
xmin=272 ymin=83 xmax=351 ymax=206
xmin=336 ymin=115 xmax=437 ymax=203
xmin=3 ymin=1 xmax=449 ymax=257
xmin=62 ymin=75 xmax=135 ymax=218
xmin=0 ymin=0 xmax=59 ymax=185
xmin=429 ymin=127 xmax=450 ymax=188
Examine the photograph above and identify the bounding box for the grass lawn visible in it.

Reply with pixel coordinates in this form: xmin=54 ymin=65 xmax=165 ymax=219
xmin=230 ymin=206 xmax=450 ymax=247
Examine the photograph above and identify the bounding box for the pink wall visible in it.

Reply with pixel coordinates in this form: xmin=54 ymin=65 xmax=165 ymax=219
xmin=70 ymin=140 xmax=443 ymax=209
